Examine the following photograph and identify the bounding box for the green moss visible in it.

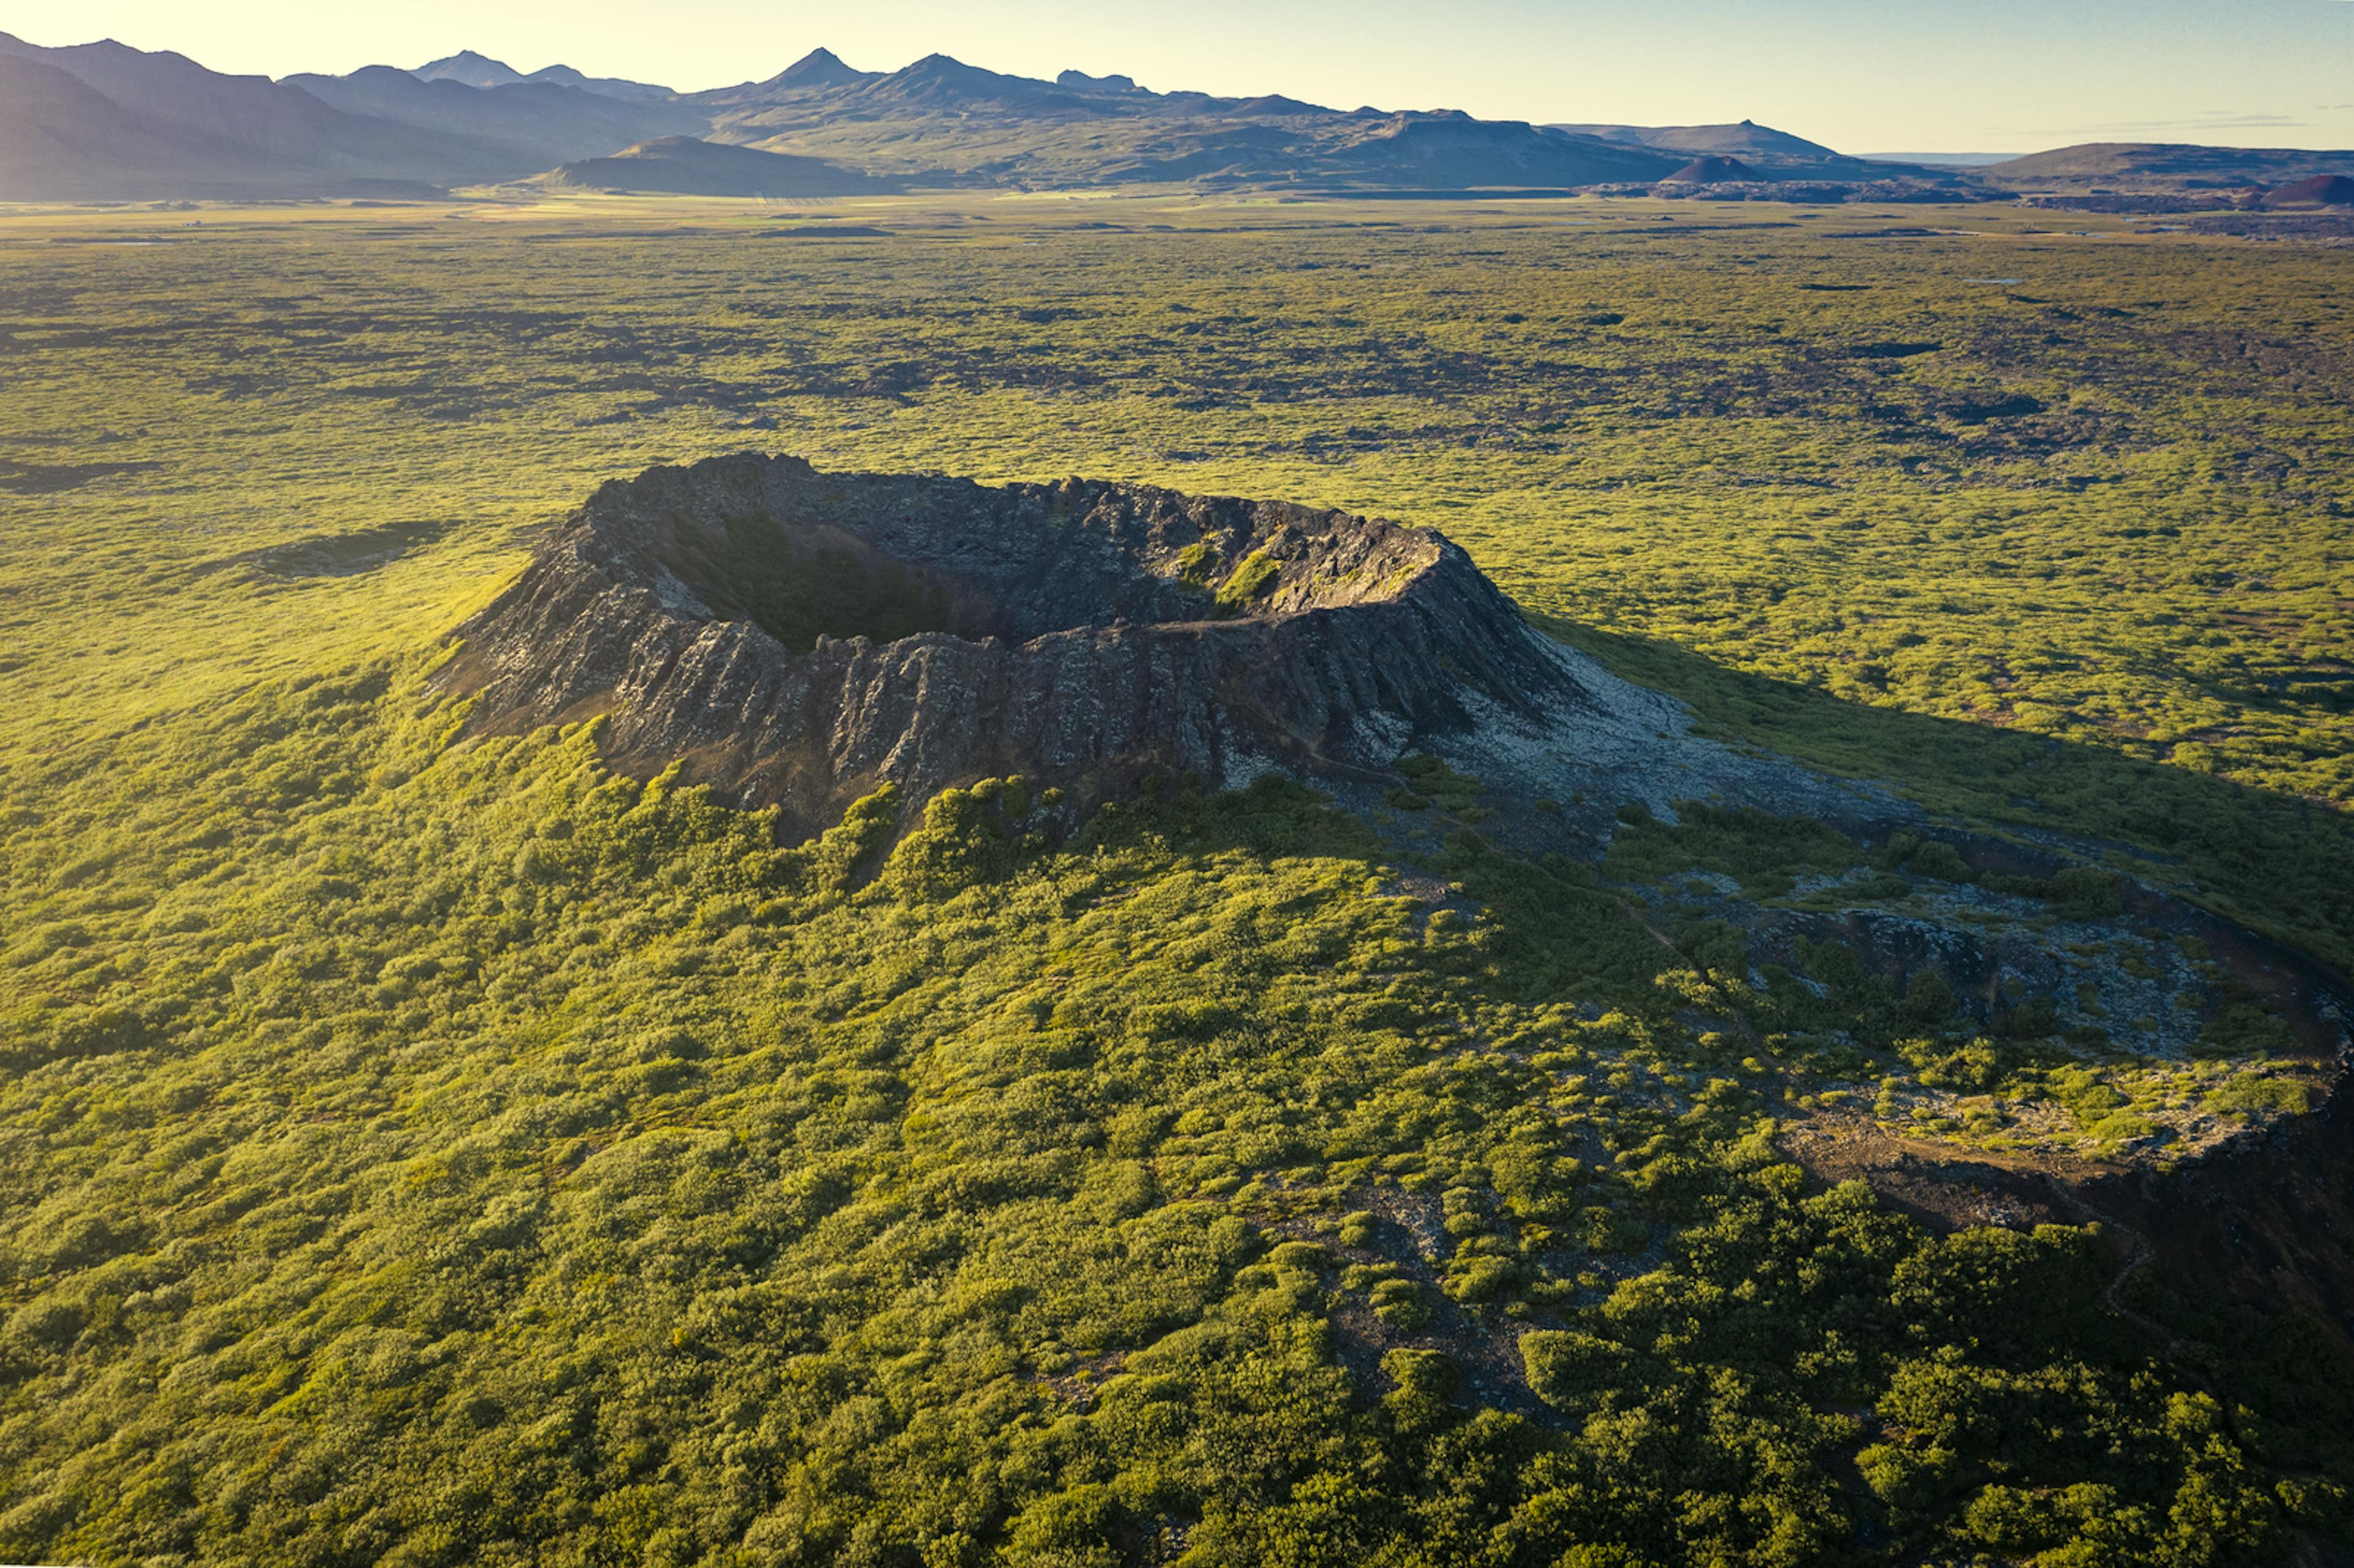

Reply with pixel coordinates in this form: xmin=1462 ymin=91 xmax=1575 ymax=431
xmin=2206 ymin=1074 xmax=2315 ymax=1116
xmin=1214 ymin=546 xmax=1282 ymax=609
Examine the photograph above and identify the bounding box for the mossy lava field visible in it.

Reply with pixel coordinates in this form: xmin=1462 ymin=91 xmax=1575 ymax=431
xmin=1 ymin=193 xmax=2352 ymax=1567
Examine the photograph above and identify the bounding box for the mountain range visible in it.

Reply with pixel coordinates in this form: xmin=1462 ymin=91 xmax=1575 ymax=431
xmin=410 ymin=48 xmax=676 ymax=102
xmin=1 ymin=30 xmax=2348 ymax=204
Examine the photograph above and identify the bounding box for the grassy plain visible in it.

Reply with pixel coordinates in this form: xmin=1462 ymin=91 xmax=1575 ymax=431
xmin=4 ymin=192 xmax=2350 ymax=946
xmin=1 ymin=192 xmax=2351 ymax=1565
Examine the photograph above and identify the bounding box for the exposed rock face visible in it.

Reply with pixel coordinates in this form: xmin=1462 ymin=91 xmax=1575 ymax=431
xmin=450 ymin=453 xmax=1578 ymax=837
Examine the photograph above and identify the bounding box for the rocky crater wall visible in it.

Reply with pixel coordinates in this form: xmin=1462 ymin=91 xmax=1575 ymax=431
xmin=449 ymin=453 xmax=1580 ymax=837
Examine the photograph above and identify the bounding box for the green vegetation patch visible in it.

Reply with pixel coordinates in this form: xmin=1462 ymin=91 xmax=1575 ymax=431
xmin=1387 ymin=752 xmax=1487 ymax=815
xmin=1213 ymin=546 xmax=1282 ymax=611
xmin=1173 ymin=539 xmax=1218 ymax=587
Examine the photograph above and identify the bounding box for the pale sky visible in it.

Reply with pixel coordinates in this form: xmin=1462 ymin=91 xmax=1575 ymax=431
xmin=6 ymin=0 xmax=2351 ymax=154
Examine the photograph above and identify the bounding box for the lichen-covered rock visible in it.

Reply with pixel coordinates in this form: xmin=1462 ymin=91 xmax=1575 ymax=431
xmin=448 ymin=453 xmax=1579 ymax=837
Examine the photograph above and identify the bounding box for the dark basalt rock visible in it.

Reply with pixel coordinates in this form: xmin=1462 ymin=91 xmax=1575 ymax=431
xmin=449 ymin=453 xmax=1579 ymax=837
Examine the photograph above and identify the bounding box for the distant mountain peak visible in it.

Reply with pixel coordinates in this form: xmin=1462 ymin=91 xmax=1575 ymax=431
xmin=1058 ymin=68 xmax=1140 ymax=94
xmin=414 ymin=50 xmax=525 ymax=87
xmin=772 ymin=47 xmax=866 ymax=88
xmin=1663 ymin=154 xmax=1761 ymax=183
xmin=853 ymin=52 xmax=1091 ymax=111
xmin=1542 ymin=119 xmax=1839 ymax=163
xmin=893 ymin=53 xmax=1033 ymax=86
xmin=408 ymin=50 xmax=674 ymax=101
xmin=1228 ymin=93 xmax=1330 ymax=118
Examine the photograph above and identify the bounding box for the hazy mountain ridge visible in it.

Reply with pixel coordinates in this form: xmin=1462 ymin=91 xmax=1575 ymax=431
xmin=535 ymin=135 xmax=900 ymax=197
xmin=0 ymin=31 xmax=522 ymax=197
xmin=682 ymin=50 xmax=1692 ymax=189
xmin=286 ymin=66 xmax=704 ymax=172
xmin=1984 ymin=140 xmax=2354 ymax=191
xmin=0 ymin=30 xmax=2347 ymax=202
xmin=413 ymin=48 xmax=675 ymax=101
xmin=1548 ymin=118 xmax=1840 ymax=159
xmin=1545 ymin=119 xmax=1950 ymax=185
xmin=0 ymin=53 xmax=259 ymax=199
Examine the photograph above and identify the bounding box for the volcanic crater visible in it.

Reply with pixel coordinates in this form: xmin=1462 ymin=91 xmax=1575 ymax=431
xmin=451 ymin=455 xmax=2354 ymax=1220
xmin=453 ymin=452 xmax=1580 ymax=835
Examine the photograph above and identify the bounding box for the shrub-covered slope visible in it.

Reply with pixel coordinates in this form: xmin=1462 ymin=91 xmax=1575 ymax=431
xmin=0 ymin=663 xmax=2345 ymax=1565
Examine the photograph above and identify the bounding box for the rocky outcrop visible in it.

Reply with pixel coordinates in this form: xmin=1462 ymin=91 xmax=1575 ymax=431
xmin=448 ymin=453 xmax=1581 ymax=837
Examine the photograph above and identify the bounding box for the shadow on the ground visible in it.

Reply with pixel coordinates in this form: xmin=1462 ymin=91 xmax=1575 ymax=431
xmin=1525 ymin=615 xmax=2354 ymax=1344
xmin=1536 ymin=612 xmax=2354 ymax=978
